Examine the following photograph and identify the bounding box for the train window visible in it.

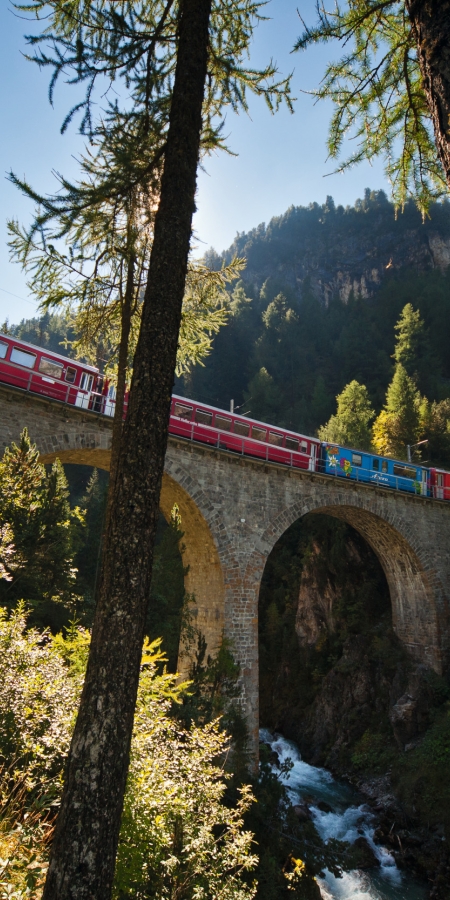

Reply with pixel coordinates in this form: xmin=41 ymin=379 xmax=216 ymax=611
xmin=65 ymin=366 xmax=77 ymax=384
xmin=285 ymin=437 xmax=299 ymax=451
xmin=372 ymin=459 xmax=379 ymax=471
xmin=382 ymin=461 xmax=388 ymax=473
xmin=393 ymin=464 xmax=416 ymax=480
xmin=39 ymin=357 xmax=63 ymax=379
xmin=173 ymin=402 xmax=193 ymax=420
xmin=215 ymin=415 xmax=231 ymax=431
xmin=0 ymin=342 xmax=7 ymax=359
xmin=252 ymin=426 xmax=266 ymax=442
xmin=80 ymin=373 xmax=94 ymax=393
xmin=352 ymin=453 xmax=362 ymax=466
xmin=234 ymin=420 xmax=249 ymax=437
xmin=195 ymin=409 xmax=212 ymax=426
xmin=300 ymin=440 xmax=308 ymax=453
xmin=268 ymin=431 xmax=283 ymax=446
xmin=11 ymin=347 xmax=36 ymax=369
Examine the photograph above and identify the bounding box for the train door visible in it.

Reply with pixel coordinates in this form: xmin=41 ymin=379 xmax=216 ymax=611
xmin=104 ymin=382 xmax=116 ymax=417
xmin=75 ymin=372 xmax=94 ymax=409
xmin=308 ymin=443 xmax=317 ymax=471
xmin=436 ymin=472 xmax=444 ymax=500
xmin=421 ymin=469 xmax=427 ymax=496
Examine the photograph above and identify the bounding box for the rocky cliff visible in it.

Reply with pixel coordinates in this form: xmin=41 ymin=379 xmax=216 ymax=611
xmin=217 ymin=191 xmax=450 ymax=306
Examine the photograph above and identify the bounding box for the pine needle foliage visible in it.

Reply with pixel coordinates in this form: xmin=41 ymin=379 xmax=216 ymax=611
xmin=295 ymin=1 xmax=446 ymax=213
xmin=8 ymin=199 xmax=245 ymax=382
xmin=9 ymin=0 xmax=292 ymax=430
xmin=393 ymin=302 xmax=425 ymax=370
xmin=372 ymin=362 xmax=421 ymax=457
xmin=318 ymin=380 xmax=374 ymax=450
xmin=0 ymin=430 xmax=84 ymax=624
xmin=15 ymin=0 xmax=292 ymax=145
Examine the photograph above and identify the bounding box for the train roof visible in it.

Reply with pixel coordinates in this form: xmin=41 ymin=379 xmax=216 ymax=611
xmin=0 ymin=333 xmax=99 ymax=373
xmin=172 ymin=394 xmax=320 ymax=443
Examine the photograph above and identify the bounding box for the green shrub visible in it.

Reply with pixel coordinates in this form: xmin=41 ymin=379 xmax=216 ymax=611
xmin=394 ymin=703 xmax=450 ymax=829
xmin=351 ymin=730 xmax=396 ymax=774
xmin=0 ymin=608 xmax=259 ymax=900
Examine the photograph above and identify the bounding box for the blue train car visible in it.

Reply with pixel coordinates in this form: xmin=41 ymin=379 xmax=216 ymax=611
xmin=320 ymin=443 xmax=428 ymax=496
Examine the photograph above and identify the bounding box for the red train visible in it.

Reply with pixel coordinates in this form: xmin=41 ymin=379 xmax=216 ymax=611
xmin=0 ymin=332 xmax=114 ymax=414
xmin=0 ymin=332 xmax=318 ymax=471
xmin=429 ymin=468 xmax=450 ymax=501
xmin=169 ymin=396 xmax=319 ymax=470
xmin=0 ymin=331 xmax=449 ymax=496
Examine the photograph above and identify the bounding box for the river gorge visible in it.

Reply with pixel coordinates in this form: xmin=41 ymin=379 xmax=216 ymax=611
xmin=261 ymin=730 xmax=427 ymax=900
xmin=258 ymin=513 xmax=450 ymax=898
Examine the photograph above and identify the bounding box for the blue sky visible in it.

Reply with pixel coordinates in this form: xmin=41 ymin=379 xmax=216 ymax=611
xmin=0 ymin=0 xmax=389 ymax=323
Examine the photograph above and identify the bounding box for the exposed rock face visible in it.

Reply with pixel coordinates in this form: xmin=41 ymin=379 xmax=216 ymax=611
xmin=272 ymin=538 xmax=437 ymax=768
xmin=222 ymin=196 xmax=450 ymax=305
xmin=295 ymin=634 xmax=392 ymax=766
xmin=352 ymin=836 xmax=380 ymax=869
xmin=259 ymin=516 xmax=450 ymax=897
xmin=389 ymin=665 xmax=435 ymax=750
xmin=295 ymin=540 xmax=336 ymax=645
xmin=295 ymin=538 xmax=363 ymax=646
xmin=292 ymin=631 xmax=435 ymax=765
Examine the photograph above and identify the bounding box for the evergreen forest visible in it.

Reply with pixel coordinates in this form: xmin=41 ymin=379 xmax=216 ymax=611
xmin=185 ymin=200 xmax=450 ymax=466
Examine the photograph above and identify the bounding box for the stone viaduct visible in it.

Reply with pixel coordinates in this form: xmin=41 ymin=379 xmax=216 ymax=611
xmin=1 ymin=382 xmax=450 ymax=755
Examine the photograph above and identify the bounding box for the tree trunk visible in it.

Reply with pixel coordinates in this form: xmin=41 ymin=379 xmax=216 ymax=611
xmin=108 ymin=251 xmax=135 ymax=494
xmin=42 ymin=1 xmax=212 ymax=897
xmin=406 ymin=0 xmax=450 ymax=189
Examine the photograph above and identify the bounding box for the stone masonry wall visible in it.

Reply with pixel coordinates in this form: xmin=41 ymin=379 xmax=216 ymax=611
xmin=1 ymin=382 xmax=450 ymax=759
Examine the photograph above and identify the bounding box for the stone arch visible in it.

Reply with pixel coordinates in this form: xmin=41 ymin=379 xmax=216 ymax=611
xmin=37 ymin=430 xmax=112 ymax=471
xmin=159 ymin=470 xmax=225 ymax=672
xmin=38 ymin=437 xmax=226 ymax=671
xmin=254 ymin=494 xmax=443 ymax=672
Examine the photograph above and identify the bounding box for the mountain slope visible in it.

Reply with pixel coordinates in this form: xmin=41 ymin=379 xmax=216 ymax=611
xmin=213 ymin=190 xmax=450 ymax=306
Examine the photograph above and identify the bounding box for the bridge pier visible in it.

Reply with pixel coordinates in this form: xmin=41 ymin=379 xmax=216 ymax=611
xmin=1 ymin=382 xmax=450 ymax=762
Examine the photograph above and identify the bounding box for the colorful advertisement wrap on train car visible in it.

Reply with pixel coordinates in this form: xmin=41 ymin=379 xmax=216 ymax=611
xmin=322 ymin=443 xmax=425 ymax=495
xmin=323 ymin=445 xmax=362 ymax=479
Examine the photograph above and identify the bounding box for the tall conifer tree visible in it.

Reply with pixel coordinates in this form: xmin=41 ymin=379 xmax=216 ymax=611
xmin=318 ymin=380 xmax=374 ymax=451
xmin=12 ymin=3 xmax=293 ymax=897
xmin=373 ymin=364 xmax=421 ymax=458
xmin=0 ymin=430 xmax=81 ymax=621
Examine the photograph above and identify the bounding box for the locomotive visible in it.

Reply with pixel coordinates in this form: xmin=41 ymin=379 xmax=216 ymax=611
xmin=0 ymin=331 xmax=448 ymax=501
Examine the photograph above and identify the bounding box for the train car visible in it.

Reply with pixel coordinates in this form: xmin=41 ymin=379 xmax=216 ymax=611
xmin=169 ymin=395 xmax=320 ymax=470
xmin=321 ymin=443 xmax=428 ymax=496
xmin=2 ymin=331 xmax=450 ymax=500
xmin=429 ymin=468 xmax=450 ymax=501
xmin=0 ymin=332 xmax=102 ymax=410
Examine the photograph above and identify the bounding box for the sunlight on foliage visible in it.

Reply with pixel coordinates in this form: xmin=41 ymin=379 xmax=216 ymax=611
xmin=0 ymin=611 xmax=258 ymax=900
xmin=116 ymin=644 xmax=257 ymax=899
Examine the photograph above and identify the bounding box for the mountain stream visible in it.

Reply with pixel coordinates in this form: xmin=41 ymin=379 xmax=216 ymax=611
xmin=260 ymin=730 xmax=427 ymax=900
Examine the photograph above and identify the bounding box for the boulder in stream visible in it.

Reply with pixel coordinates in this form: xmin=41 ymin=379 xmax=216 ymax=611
xmin=351 ymin=836 xmax=380 ymax=869
xmin=316 ymin=799 xmax=334 ymax=813
xmin=292 ymin=801 xmax=312 ymax=821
